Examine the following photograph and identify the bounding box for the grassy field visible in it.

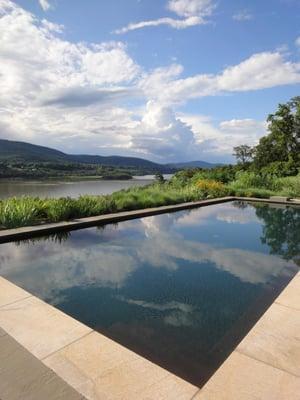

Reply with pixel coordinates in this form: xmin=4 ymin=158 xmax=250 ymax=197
xmin=0 ymin=171 xmax=299 ymax=229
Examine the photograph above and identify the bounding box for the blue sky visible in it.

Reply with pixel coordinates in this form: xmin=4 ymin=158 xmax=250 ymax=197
xmin=1 ymin=0 xmax=300 ymax=162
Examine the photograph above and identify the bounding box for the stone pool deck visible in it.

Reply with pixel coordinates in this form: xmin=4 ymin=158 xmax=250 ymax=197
xmin=0 ymin=272 xmax=299 ymax=399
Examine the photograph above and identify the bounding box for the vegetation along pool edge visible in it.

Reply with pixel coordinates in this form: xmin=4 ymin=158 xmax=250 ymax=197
xmin=0 ymin=196 xmax=299 ymax=244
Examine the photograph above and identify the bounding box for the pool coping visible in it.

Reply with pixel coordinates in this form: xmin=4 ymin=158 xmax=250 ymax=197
xmin=0 ymin=277 xmax=199 ymax=400
xmin=0 ymin=195 xmax=299 ymax=244
xmin=0 ymin=274 xmax=299 ymax=399
xmin=0 ymin=198 xmax=299 ymax=399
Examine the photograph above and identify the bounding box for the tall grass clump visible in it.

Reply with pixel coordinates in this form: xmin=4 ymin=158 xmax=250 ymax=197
xmin=0 ymin=197 xmax=45 ymax=228
xmin=44 ymin=195 xmax=116 ymax=221
xmin=110 ymin=184 xmax=204 ymax=212
xmin=75 ymin=195 xmax=116 ymax=216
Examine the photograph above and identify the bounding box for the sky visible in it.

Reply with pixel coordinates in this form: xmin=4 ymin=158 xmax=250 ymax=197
xmin=0 ymin=0 xmax=300 ymax=163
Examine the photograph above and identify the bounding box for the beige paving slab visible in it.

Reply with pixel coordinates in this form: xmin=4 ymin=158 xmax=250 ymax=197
xmin=0 ymin=276 xmax=32 ymax=307
xmin=136 ymin=374 xmax=198 ymax=400
xmin=275 ymin=273 xmax=300 ymax=310
xmin=0 ymin=333 xmax=85 ymax=400
xmin=0 ymin=295 xmax=92 ymax=359
xmin=0 ymin=326 xmax=6 ymax=337
xmin=82 ymin=357 xmax=190 ymax=400
xmin=193 ymin=351 xmax=300 ymax=400
xmin=237 ymin=302 xmax=300 ymax=377
xmin=44 ymin=332 xmax=140 ymax=391
xmin=44 ymin=331 xmax=198 ymax=400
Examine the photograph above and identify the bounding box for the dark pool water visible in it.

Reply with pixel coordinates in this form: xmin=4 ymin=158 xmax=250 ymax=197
xmin=0 ymin=201 xmax=299 ymax=385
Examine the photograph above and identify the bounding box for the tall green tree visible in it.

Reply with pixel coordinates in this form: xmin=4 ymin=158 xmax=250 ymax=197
xmin=253 ymin=97 xmax=300 ymax=168
xmin=233 ymin=145 xmax=254 ymax=165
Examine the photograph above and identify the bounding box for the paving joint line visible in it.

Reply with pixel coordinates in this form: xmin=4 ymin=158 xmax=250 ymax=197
xmin=274 ymin=300 xmax=300 ymax=312
xmin=235 ymin=349 xmax=300 ymax=378
xmin=0 ymin=294 xmax=33 ymax=309
xmin=41 ymin=329 xmax=94 ymax=361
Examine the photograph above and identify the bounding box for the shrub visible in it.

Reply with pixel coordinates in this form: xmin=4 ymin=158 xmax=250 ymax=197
xmin=195 ymin=179 xmax=229 ymax=197
xmin=277 ymin=175 xmax=300 ymax=197
xmin=260 ymin=160 xmax=299 ymax=178
xmin=230 ymin=187 xmax=274 ymax=198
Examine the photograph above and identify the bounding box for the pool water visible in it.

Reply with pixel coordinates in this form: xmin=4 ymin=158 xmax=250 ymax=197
xmin=0 ymin=201 xmax=299 ymax=386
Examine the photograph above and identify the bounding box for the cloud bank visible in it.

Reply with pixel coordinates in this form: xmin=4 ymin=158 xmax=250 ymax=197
xmin=1 ymin=1 xmax=300 ymax=162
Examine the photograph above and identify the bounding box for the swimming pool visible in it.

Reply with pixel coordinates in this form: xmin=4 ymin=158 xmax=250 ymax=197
xmin=0 ymin=201 xmax=299 ymax=386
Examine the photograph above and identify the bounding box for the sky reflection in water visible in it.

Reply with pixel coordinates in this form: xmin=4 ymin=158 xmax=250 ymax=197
xmin=0 ymin=201 xmax=299 ymax=385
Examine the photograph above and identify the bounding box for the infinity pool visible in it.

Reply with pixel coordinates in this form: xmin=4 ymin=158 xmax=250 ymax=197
xmin=0 ymin=201 xmax=299 ymax=386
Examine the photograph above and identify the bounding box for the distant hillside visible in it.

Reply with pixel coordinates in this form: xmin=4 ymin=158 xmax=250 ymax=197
xmin=168 ymin=160 xmax=222 ymax=169
xmin=0 ymin=139 xmax=173 ymax=173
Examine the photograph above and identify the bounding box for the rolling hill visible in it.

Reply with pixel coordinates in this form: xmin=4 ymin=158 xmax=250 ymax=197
xmin=0 ymin=139 xmax=172 ymax=172
xmin=0 ymin=139 xmax=219 ymax=176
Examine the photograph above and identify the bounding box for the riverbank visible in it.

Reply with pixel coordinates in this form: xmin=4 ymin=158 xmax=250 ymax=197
xmin=1 ymin=171 xmax=299 ymax=229
xmin=0 ymin=177 xmax=157 ymax=200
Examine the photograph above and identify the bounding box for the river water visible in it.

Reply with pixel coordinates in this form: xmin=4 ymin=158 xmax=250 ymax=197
xmin=0 ymin=176 xmax=162 ymax=199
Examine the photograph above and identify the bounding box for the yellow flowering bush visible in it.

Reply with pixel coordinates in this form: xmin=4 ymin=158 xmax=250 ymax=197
xmin=195 ymin=179 xmax=229 ymax=197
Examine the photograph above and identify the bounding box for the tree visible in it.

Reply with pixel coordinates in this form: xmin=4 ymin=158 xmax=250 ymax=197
xmin=154 ymin=172 xmax=165 ymax=183
xmin=233 ymin=145 xmax=254 ymax=165
xmin=253 ymin=97 xmax=300 ymax=168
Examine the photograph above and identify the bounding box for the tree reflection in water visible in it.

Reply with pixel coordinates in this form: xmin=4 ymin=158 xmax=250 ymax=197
xmin=255 ymin=204 xmax=300 ymax=264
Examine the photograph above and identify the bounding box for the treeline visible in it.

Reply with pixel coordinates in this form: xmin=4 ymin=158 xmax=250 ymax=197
xmin=0 ymin=160 xmax=148 ymax=180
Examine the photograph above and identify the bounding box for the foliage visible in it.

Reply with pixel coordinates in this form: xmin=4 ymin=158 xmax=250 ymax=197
xmin=195 ymin=179 xmax=229 ymax=197
xmin=231 ymin=171 xmax=276 ymax=190
xmin=233 ymin=145 xmax=254 ymax=165
xmin=276 ymin=175 xmax=300 ymax=198
xmin=253 ymin=96 xmax=300 ymax=168
xmin=0 ymin=197 xmax=45 ymax=228
xmin=154 ymin=172 xmax=165 ymax=184
xmin=229 ymin=171 xmax=300 ymax=197
xmin=170 ymin=164 xmax=242 ymax=186
xmin=0 ymin=183 xmax=205 ymax=229
xmin=260 ymin=158 xmax=299 ymax=178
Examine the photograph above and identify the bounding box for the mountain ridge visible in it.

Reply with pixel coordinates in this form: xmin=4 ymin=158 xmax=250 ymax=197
xmin=0 ymin=138 xmax=219 ymax=171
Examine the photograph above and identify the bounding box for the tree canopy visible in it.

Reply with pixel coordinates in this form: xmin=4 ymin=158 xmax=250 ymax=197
xmin=253 ymin=96 xmax=300 ymax=169
xmin=233 ymin=145 xmax=254 ymax=165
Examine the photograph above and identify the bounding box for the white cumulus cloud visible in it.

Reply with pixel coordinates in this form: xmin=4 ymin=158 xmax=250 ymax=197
xmin=140 ymin=52 xmax=300 ymax=105
xmin=168 ymin=0 xmax=216 ymax=18
xmin=130 ymin=100 xmax=197 ymax=160
xmin=115 ymin=0 xmax=216 ymax=34
xmin=39 ymin=0 xmax=51 ymax=11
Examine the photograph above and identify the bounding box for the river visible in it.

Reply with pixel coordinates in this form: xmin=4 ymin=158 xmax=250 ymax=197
xmin=0 ymin=175 xmax=173 ymax=199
